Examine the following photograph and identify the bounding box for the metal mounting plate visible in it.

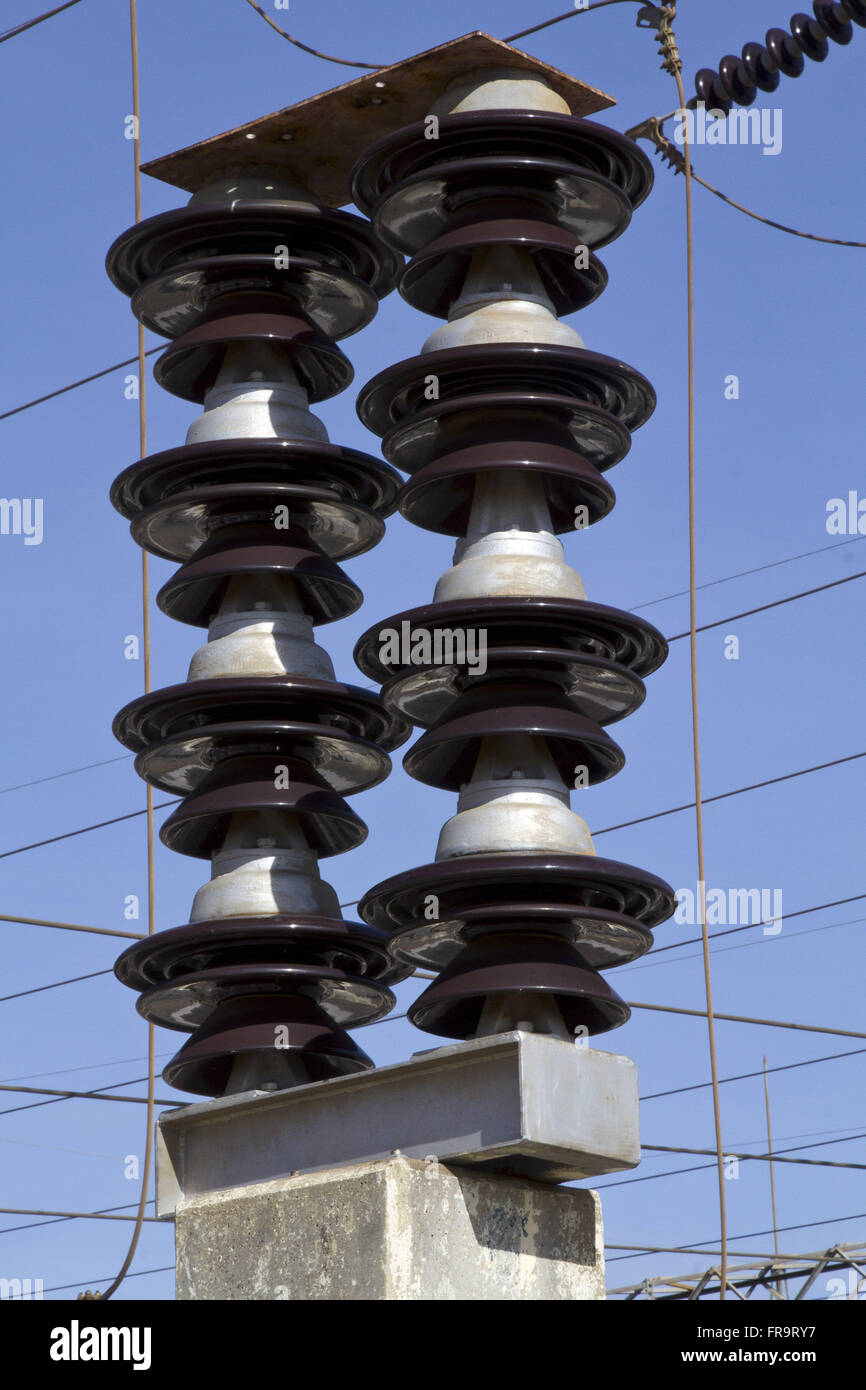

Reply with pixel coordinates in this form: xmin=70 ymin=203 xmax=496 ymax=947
xmin=142 ymin=32 xmax=614 ymax=207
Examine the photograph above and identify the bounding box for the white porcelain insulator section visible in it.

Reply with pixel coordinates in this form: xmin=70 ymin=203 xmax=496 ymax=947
xmin=433 ymin=473 xmax=587 ymax=602
xmin=189 ymin=812 xmax=342 ymax=922
xmin=187 ymin=576 xmax=335 ymax=681
xmin=421 ymin=247 xmax=585 ymax=354
xmin=436 ymin=735 xmax=596 ymax=859
xmin=185 ymin=343 xmax=329 ymax=445
xmin=430 ymin=68 xmax=571 ymax=116
xmin=474 ymin=994 xmax=574 ymax=1042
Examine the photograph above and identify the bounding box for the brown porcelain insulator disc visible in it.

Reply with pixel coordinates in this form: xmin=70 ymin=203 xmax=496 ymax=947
xmin=399 ymin=219 xmax=608 ymax=320
xmin=350 ymin=112 xmax=653 ymax=223
xmin=115 ymin=915 xmax=400 ymax=990
xmin=111 ymin=440 xmax=403 ymax=522
xmin=359 ymin=853 xmax=677 ymax=934
xmin=138 ymin=963 xmax=393 ymax=1031
xmin=366 ymin=154 xmax=634 ymax=256
xmin=402 ymin=680 xmax=625 ymax=791
xmin=130 ymin=253 xmax=378 ymax=340
xmin=381 ymin=647 xmax=645 ymax=730
xmin=156 ymin=523 xmax=361 ymax=627
xmin=113 ymin=675 xmax=411 ymax=757
xmin=398 ymin=443 xmax=614 ymax=536
xmin=130 ymin=483 xmax=384 ymax=564
xmin=390 ymin=901 xmax=653 ymax=973
xmin=358 ymin=344 xmax=655 ymax=438
xmin=154 ymin=297 xmax=353 ymax=404
xmin=407 ymin=932 xmax=630 ymax=1040
xmin=135 ymin=721 xmax=390 ymax=799
xmin=159 ymin=994 xmax=379 ymax=1097
xmin=106 ymin=200 xmax=402 ymax=302
xmin=354 ymin=597 xmax=667 ymax=685
xmin=381 ymin=392 xmax=631 ymax=477
xmin=159 ymin=756 xmax=367 ymax=859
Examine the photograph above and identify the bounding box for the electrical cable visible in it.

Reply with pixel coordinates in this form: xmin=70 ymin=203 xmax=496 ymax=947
xmin=93 ymin=1 xmax=155 ymax=1303
xmin=0 ymin=969 xmax=112 ymax=1003
xmin=657 ymin=1 xmax=728 ymax=1300
xmin=649 ymin=891 xmax=866 ymax=955
xmin=592 ymin=751 xmax=866 ymax=838
xmin=0 ymin=1200 xmax=155 ymax=1238
xmin=628 ymin=1000 xmax=866 ymax=1040
xmin=641 ymin=1045 xmax=866 ymax=1102
xmin=628 ymin=534 xmax=866 ymax=612
xmin=0 ymin=348 xmax=160 ymax=421
xmin=0 ymin=911 xmax=144 ymax=941
xmin=666 ymin=569 xmax=866 ymax=642
xmin=0 ymin=0 xmax=83 ymax=44
xmin=0 ymin=754 xmax=131 ymax=795
xmin=0 ymin=800 xmax=178 ymax=860
xmin=606 ymin=1210 xmax=866 ymax=1263
xmin=0 ymin=1078 xmax=176 ymax=1118
xmin=598 ymin=1131 xmax=866 ymax=1191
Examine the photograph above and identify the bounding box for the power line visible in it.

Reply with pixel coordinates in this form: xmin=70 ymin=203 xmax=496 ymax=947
xmin=505 ymin=0 xmax=643 ymax=43
xmin=648 ymin=892 xmax=866 ymax=957
xmin=0 ymin=753 xmax=131 ymax=795
xmin=628 ymin=999 xmax=866 ymax=1042
xmin=641 ymin=1045 xmax=866 ymax=1104
xmin=666 ymin=570 xmax=866 ymax=642
xmin=0 ymin=911 xmax=144 ymax=942
xmin=598 ymin=1132 xmax=866 ymax=1192
xmin=0 ymin=969 xmax=112 ymax=1003
xmin=606 ymin=1211 xmax=866 ymax=1264
xmin=0 ymin=799 xmax=177 ymax=860
xmin=0 ymin=1077 xmax=176 ymax=1118
xmin=13 ymin=1265 xmax=174 ymax=1298
xmin=242 ymin=0 xmax=382 ymax=69
xmin=631 ymin=115 xmax=866 ymax=249
xmin=592 ymin=750 xmax=866 ymax=838
xmin=629 ymin=535 xmax=866 ymax=612
xmin=0 ymin=1205 xmax=161 ymax=1224
xmin=0 ymin=348 xmax=160 ymax=421
xmin=0 ymin=1200 xmax=154 ymax=1238
xmin=0 ymin=0 xmax=83 ymax=44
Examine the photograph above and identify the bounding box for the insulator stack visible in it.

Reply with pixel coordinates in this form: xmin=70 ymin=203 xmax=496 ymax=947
xmin=351 ymin=74 xmax=677 ymax=1043
xmin=693 ymin=2 xmax=863 ymax=113
xmin=106 ymin=169 xmax=413 ymax=1097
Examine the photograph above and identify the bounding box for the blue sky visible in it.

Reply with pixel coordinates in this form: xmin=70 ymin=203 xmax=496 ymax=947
xmin=1 ymin=0 xmax=864 ymax=1300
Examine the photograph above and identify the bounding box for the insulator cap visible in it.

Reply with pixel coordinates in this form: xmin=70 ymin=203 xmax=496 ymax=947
xmin=766 ymin=26 xmax=806 ymax=75
xmin=694 ymin=68 xmax=732 ymax=114
xmin=154 ymin=300 xmax=352 ymax=404
xmin=741 ymin=42 xmax=781 ymax=92
xmin=159 ymin=755 xmax=367 ymax=859
xmin=155 ymin=523 xmax=362 ymax=627
xmin=398 ymin=218 xmax=608 ymax=320
xmin=398 ymin=442 xmax=615 ymax=537
xmin=403 ymin=680 xmax=625 ymax=791
xmin=790 ymin=12 xmax=830 ymax=59
xmin=718 ymin=54 xmax=758 ymax=105
xmin=407 ymin=932 xmax=631 ymax=1040
xmin=814 ymin=0 xmax=855 ymax=38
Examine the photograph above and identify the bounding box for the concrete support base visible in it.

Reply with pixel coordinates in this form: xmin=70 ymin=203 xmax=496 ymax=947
xmin=175 ymin=1155 xmax=605 ymax=1301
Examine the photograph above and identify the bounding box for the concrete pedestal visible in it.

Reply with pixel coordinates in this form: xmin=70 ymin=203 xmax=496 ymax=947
xmin=175 ymin=1155 xmax=605 ymax=1300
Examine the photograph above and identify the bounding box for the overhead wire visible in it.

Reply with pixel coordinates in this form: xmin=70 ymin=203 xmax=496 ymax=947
xmin=0 ymin=348 xmax=160 ymax=421
xmin=93 ymin=0 xmax=155 ymax=1303
xmin=0 ymin=0 xmax=83 ymax=44
xmin=666 ymin=570 xmax=866 ymax=643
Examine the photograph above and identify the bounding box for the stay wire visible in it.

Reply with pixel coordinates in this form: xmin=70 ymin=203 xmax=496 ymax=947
xmin=92 ymin=0 xmax=154 ymax=1304
xmin=660 ymin=3 xmax=728 ymax=1301
xmin=0 ymin=0 xmax=83 ymax=44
